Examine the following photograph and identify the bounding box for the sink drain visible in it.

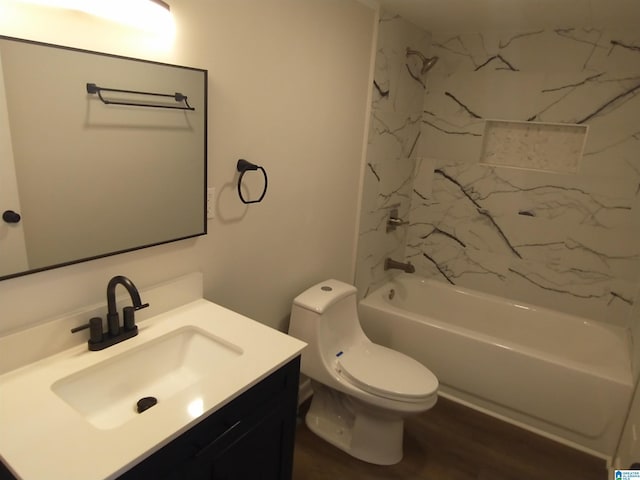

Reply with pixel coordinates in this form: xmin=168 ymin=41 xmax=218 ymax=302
xmin=136 ymin=396 xmax=158 ymax=413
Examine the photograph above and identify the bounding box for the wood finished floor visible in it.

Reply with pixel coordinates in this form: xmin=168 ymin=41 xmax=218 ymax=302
xmin=292 ymin=397 xmax=608 ymax=480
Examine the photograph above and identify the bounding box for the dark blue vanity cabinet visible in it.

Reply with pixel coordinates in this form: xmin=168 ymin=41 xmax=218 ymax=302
xmin=0 ymin=357 xmax=300 ymax=480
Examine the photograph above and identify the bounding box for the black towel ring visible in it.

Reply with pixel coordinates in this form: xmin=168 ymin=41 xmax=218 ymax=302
xmin=237 ymin=159 xmax=268 ymax=204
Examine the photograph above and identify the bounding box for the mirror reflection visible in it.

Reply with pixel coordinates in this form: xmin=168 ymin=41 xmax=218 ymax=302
xmin=0 ymin=36 xmax=207 ymax=280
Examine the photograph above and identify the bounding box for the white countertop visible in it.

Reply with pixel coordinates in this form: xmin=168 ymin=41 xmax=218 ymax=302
xmin=0 ymin=298 xmax=306 ymax=480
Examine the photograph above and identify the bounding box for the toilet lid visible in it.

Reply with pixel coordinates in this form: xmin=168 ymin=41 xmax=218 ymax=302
xmin=336 ymin=343 xmax=438 ymax=402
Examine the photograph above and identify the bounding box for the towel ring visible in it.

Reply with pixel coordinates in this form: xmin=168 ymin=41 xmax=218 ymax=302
xmin=237 ymin=159 xmax=268 ymax=204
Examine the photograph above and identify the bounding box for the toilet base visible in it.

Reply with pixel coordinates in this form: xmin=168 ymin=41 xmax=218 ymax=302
xmin=304 ymin=383 xmax=404 ymax=465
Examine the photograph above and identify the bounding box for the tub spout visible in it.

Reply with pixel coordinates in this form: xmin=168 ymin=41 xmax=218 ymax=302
xmin=384 ymin=258 xmax=415 ymax=273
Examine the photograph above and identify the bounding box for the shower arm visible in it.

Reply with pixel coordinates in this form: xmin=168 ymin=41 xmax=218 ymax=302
xmin=405 ymin=48 xmax=438 ymax=75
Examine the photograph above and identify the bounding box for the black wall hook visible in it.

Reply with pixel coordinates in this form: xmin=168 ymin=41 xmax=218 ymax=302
xmin=237 ymin=159 xmax=268 ymax=204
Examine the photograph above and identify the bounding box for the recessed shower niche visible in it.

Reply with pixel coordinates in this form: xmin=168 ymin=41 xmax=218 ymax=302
xmin=0 ymin=35 xmax=207 ymax=280
xmin=479 ymin=119 xmax=588 ymax=173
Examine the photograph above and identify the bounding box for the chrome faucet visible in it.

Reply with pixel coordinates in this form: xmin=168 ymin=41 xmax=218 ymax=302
xmin=71 ymin=275 xmax=149 ymax=351
xmin=384 ymin=257 xmax=415 ymax=273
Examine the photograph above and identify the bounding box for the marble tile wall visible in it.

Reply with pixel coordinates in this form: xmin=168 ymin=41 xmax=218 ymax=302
xmin=354 ymin=11 xmax=432 ymax=297
xmin=407 ymin=28 xmax=640 ymax=328
xmin=356 ymin=13 xmax=640 ymax=331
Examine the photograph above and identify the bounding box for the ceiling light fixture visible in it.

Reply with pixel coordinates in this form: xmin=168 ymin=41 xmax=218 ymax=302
xmin=16 ymin=0 xmax=174 ymax=34
xmin=150 ymin=0 xmax=169 ymax=11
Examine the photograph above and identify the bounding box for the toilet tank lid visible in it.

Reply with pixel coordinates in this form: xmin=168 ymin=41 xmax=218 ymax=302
xmin=293 ymin=279 xmax=357 ymax=314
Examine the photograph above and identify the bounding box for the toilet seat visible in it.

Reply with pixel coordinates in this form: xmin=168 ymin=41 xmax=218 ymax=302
xmin=336 ymin=343 xmax=437 ymax=402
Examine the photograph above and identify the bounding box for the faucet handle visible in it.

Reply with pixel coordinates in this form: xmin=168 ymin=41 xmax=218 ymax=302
xmin=123 ymin=307 xmax=136 ymax=331
xmin=386 ymin=207 xmax=409 ymax=232
xmin=123 ymin=303 xmax=149 ymax=331
xmin=71 ymin=317 xmax=104 ymax=344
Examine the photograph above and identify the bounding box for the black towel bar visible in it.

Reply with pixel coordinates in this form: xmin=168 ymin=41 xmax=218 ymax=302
xmin=86 ymin=83 xmax=195 ymax=110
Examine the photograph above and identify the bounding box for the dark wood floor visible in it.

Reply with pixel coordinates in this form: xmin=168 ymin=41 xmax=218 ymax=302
xmin=292 ymin=396 xmax=608 ymax=480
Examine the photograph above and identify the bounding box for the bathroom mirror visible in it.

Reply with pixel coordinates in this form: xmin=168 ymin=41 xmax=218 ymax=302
xmin=0 ymin=35 xmax=207 ymax=281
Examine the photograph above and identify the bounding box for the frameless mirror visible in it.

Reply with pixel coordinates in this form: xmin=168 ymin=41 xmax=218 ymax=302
xmin=0 ymin=36 xmax=207 ymax=281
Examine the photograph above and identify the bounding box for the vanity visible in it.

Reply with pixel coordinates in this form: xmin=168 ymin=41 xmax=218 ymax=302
xmin=0 ymin=273 xmax=306 ymax=480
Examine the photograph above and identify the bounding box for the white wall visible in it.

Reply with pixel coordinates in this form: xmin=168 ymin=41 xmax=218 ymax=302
xmin=0 ymin=0 xmax=376 ymax=334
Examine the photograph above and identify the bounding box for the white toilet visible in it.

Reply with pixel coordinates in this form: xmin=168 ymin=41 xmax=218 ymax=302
xmin=289 ymin=279 xmax=438 ymax=465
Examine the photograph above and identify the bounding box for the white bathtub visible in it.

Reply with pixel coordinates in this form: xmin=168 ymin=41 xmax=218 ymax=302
xmin=358 ymin=274 xmax=633 ymax=457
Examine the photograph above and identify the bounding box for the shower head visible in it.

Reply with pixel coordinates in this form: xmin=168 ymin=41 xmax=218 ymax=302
xmin=421 ymin=56 xmax=439 ymax=74
xmin=406 ymin=48 xmax=439 ymax=75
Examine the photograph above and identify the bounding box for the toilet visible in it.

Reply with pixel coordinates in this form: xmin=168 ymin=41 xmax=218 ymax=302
xmin=289 ymin=279 xmax=438 ymax=465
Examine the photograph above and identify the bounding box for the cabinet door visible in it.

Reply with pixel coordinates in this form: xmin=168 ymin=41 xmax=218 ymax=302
xmin=0 ymin=461 xmax=17 ymax=480
xmin=209 ymin=401 xmax=296 ymax=480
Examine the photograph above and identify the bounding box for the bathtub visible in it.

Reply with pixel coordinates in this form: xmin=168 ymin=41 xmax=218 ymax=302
xmin=358 ymin=274 xmax=633 ymax=458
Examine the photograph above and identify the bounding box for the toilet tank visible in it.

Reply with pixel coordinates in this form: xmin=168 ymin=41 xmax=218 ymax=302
xmin=289 ymin=279 xmax=367 ymax=371
xmin=292 ymin=279 xmax=357 ymax=315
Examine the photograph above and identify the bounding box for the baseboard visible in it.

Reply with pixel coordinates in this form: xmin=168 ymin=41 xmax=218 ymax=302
xmin=298 ymin=376 xmax=313 ymax=407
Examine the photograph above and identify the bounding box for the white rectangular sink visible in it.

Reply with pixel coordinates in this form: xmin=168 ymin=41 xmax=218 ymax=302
xmin=51 ymin=326 xmax=243 ymax=430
